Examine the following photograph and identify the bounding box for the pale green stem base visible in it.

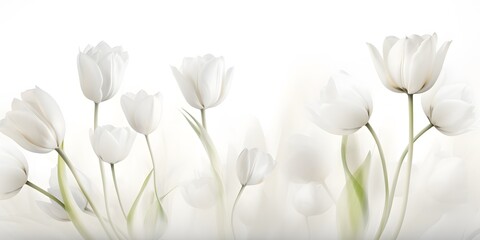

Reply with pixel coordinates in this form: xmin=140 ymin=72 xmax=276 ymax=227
xmin=111 ymin=164 xmax=127 ymax=219
xmin=305 ymin=216 xmax=311 ymax=240
xmin=26 ymin=180 xmax=64 ymax=208
xmin=201 ymin=108 xmax=207 ymax=129
xmin=145 ymin=135 xmax=162 ymax=204
xmin=231 ymin=185 xmax=246 ymax=240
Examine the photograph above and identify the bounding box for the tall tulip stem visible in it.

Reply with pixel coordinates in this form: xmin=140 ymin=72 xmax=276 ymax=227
xmin=94 ymin=103 xmax=99 ymax=129
xmin=392 ymin=94 xmax=415 ymax=239
xmin=145 ymin=135 xmax=162 ymax=204
xmin=231 ymin=185 xmax=246 ymax=240
xmin=365 ymin=123 xmax=389 ymax=240
xmin=305 ymin=216 xmax=311 ymax=239
xmin=201 ymin=108 xmax=207 ymax=129
xmin=56 ymin=148 xmax=113 ymax=239
xmin=26 ymin=180 xmax=65 ymax=208
xmin=375 ymin=123 xmax=433 ymax=239
xmin=111 ymin=164 xmax=127 ymax=219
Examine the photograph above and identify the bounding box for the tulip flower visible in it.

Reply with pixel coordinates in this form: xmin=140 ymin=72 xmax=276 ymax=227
xmin=181 ymin=176 xmax=217 ymax=209
xmin=310 ymin=71 xmax=372 ymax=135
xmin=78 ymin=41 xmax=129 ymax=103
xmin=236 ymin=148 xmax=275 ymax=186
xmin=367 ymin=33 xmax=451 ymax=94
xmin=0 ymin=87 xmax=65 ymax=153
xmin=171 ymin=54 xmax=233 ymax=110
xmin=0 ymin=142 xmax=28 ymax=199
xmin=90 ymin=125 xmax=136 ymax=164
xmin=293 ymin=183 xmax=333 ymax=217
xmin=422 ymin=84 xmax=475 ymax=136
xmin=121 ymin=90 xmax=162 ymax=135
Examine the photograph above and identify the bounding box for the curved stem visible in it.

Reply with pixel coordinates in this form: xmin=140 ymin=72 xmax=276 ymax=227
xmin=366 ymin=123 xmax=389 ymax=240
xmin=98 ymin=160 xmax=123 ymax=240
xmin=111 ymin=164 xmax=127 ymax=219
xmin=128 ymin=169 xmax=153 ymax=217
xmin=160 ymin=185 xmax=178 ymax=201
xmin=231 ymin=185 xmax=246 ymax=240
xmin=375 ymin=123 xmax=433 ymax=239
xmin=26 ymin=180 xmax=64 ymax=208
xmin=56 ymin=148 xmax=113 ymax=239
xmin=341 ymin=136 xmax=362 ymax=191
xmin=305 ymin=216 xmax=311 ymax=240
xmin=94 ymin=103 xmax=99 ymax=129
xmin=145 ymin=135 xmax=161 ymax=204
xmin=201 ymin=108 xmax=207 ymax=129
xmin=391 ymin=94 xmax=414 ymax=239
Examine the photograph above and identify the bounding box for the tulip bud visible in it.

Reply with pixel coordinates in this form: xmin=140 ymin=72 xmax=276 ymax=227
xmin=310 ymin=71 xmax=372 ymax=135
xmin=90 ymin=125 xmax=136 ymax=164
xmin=293 ymin=183 xmax=333 ymax=217
xmin=422 ymin=84 xmax=475 ymax=136
xmin=78 ymin=41 xmax=129 ymax=103
xmin=0 ymin=141 xmax=28 ymax=200
xmin=367 ymin=33 xmax=451 ymax=94
xmin=0 ymin=87 xmax=65 ymax=153
xmin=236 ymin=148 xmax=275 ymax=186
xmin=121 ymin=90 xmax=162 ymax=135
xmin=171 ymin=54 xmax=233 ymax=109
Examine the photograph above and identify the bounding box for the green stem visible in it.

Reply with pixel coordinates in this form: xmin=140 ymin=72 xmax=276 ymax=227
xmin=56 ymin=148 xmax=113 ymax=239
xmin=341 ymin=136 xmax=362 ymax=192
xmin=160 ymin=185 xmax=178 ymax=201
xmin=201 ymin=108 xmax=207 ymax=129
xmin=128 ymin=169 xmax=153 ymax=218
xmin=26 ymin=181 xmax=65 ymax=208
xmin=145 ymin=135 xmax=161 ymax=205
xmin=391 ymin=94 xmax=414 ymax=239
xmin=375 ymin=123 xmax=433 ymax=239
xmin=231 ymin=185 xmax=246 ymax=240
xmin=98 ymin=160 xmax=123 ymax=240
xmin=366 ymin=123 xmax=389 ymax=240
xmin=94 ymin=103 xmax=99 ymax=129
xmin=305 ymin=216 xmax=311 ymax=240
xmin=111 ymin=164 xmax=127 ymax=219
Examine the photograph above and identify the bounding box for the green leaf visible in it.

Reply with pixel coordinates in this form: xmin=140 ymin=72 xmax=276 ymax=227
xmin=337 ymin=136 xmax=371 ymax=240
xmin=128 ymin=188 xmax=168 ymax=239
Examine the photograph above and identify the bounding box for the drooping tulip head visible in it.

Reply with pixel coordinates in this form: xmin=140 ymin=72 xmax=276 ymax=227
xmin=0 ymin=141 xmax=28 ymax=199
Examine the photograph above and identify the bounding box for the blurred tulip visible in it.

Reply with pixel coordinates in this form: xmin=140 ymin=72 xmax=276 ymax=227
xmin=293 ymin=183 xmax=333 ymax=217
xmin=171 ymin=54 xmax=233 ymax=109
xmin=181 ymin=176 xmax=217 ymax=209
xmin=236 ymin=148 xmax=275 ymax=186
xmin=0 ymin=142 xmax=28 ymax=199
xmin=78 ymin=41 xmax=128 ymax=103
xmin=310 ymin=71 xmax=372 ymax=135
xmin=121 ymin=90 xmax=162 ymax=135
xmin=0 ymin=87 xmax=65 ymax=153
xmin=367 ymin=33 xmax=451 ymax=94
xmin=422 ymin=84 xmax=475 ymax=136
xmin=90 ymin=125 xmax=136 ymax=164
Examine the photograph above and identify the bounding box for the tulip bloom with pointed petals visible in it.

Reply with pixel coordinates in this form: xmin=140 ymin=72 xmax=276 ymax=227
xmin=422 ymin=84 xmax=475 ymax=136
xmin=293 ymin=183 xmax=333 ymax=217
xmin=310 ymin=71 xmax=372 ymax=135
xmin=121 ymin=90 xmax=162 ymax=135
xmin=236 ymin=148 xmax=275 ymax=186
xmin=0 ymin=87 xmax=65 ymax=153
xmin=78 ymin=41 xmax=129 ymax=103
xmin=171 ymin=54 xmax=233 ymax=109
xmin=0 ymin=142 xmax=28 ymax=199
xmin=367 ymin=33 xmax=451 ymax=94
xmin=90 ymin=125 xmax=136 ymax=164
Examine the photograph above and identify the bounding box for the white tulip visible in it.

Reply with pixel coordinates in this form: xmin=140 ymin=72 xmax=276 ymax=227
xmin=0 ymin=142 xmax=28 ymax=199
xmin=236 ymin=148 xmax=275 ymax=186
xmin=0 ymin=87 xmax=65 ymax=153
xmin=171 ymin=54 xmax=233 ymax=109
xmin=78 ymin=41 xmax=128 ymax=103
xmin=422 ymin=84 xmax=475 ymax=136
xmin=90 ymin=125 xmax=136 ymax=164
xmin=367 ymin=33 xmax=451 ymax=94
xmin=293 ymin=183 xmax=333 ymax=217
xmin=181 ymin=176 xmax=217 ymax=209
xmin=310 ymin=71 xmax=372 ymax=135
xmin=121 ymin=90 xmax=162 ymax=135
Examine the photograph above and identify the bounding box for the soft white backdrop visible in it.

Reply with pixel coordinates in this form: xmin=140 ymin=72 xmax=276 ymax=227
xmin=1 ymin=0 xmax=480 ymax=239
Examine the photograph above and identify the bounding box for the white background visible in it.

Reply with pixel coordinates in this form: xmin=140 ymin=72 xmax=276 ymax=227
xmin=1 ymin=0 xmax=480 ymax=239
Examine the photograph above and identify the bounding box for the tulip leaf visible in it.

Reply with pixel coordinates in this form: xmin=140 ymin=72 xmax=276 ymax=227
xmin=337 ymin=136 xmax=371 ymax=240
xmin=128 ymin=190 xmax=168 ymax=239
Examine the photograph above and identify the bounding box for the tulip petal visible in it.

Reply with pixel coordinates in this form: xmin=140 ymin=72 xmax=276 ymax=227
xmin=0 ymin=165 xmax=27 ymax=200
xmin=247 ymin=152 xmax=274 ymax=185
xmin=367 ymin=43 xmax=402 ymax=93
xmin=171 ymin=66 xmax=203 ymax=109
xmin=134 ymin=96 xmax=156 ymax=134
xmin=199 ymin=57 xmax=224 ymax=108
xmin=4 ymin=111 xmax=57 ymax=151
xmin=212 ymin=67 xmax=233 ymax=108
xmin=121 ymin=93 xmax=136 ymax=130
xmin=312 ymin=100 xmax=369 ymax=135
xmin=78 ymin=53 xmax=104 ymax=103
xmin=97 ymin=53 xmax=114 ymax=100
xmin=236 ymin=148 xmax=250 ymax=185
xmin=422 ymin=41 xmax=451 ymax=93
xmin=431 ymin=100 xmax=475 ymax=135
xmin=407 ymin=36 xmax=434 ymax=94
xmin=383 ymin=36 xmax=399 ymax=60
